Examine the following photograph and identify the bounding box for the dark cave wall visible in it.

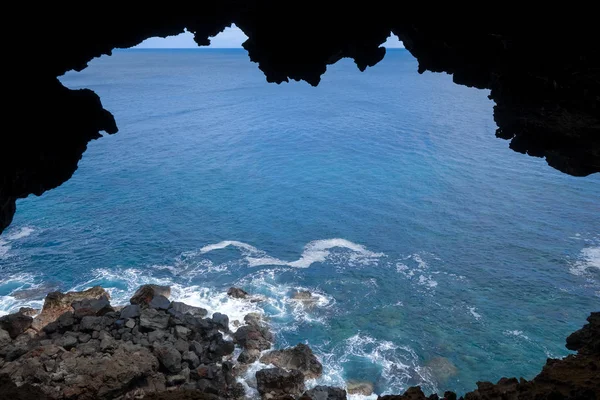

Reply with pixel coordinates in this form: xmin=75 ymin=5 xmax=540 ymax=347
xmin=1 ymin=7 xmax=599 ymax=234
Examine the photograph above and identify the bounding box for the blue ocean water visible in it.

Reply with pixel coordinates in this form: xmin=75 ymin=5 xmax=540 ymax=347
xmin=1 ymin=49 xmax=598 ymax=397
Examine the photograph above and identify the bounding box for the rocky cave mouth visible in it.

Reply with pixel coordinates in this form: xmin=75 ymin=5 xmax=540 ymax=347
xmin=1 ymin=9 xmax=599 ymax=400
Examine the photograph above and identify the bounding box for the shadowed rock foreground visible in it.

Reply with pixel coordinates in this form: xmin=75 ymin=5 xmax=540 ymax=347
xmin=0 ymin=285 xmax=598 ymax=399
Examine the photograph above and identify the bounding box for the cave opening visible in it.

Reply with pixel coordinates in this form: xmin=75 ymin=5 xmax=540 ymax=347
xmin=1 ymin=31 xmax=598 ymax=398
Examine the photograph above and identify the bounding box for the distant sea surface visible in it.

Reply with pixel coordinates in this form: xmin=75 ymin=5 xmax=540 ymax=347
xmin=1 ymin=49 xmax=598 ymax=397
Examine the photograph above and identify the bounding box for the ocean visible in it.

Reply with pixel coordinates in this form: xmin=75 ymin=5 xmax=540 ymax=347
xmin=0 ymin=49 xmax=598 ymax=397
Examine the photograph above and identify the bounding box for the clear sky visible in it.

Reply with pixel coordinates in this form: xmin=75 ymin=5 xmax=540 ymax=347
xmin=135 ymin=24 xmax=404 ymax=49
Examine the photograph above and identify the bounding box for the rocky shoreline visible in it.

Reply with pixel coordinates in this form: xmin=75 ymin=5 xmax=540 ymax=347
xmin=0 ymin=285 xmax=598 ymax=400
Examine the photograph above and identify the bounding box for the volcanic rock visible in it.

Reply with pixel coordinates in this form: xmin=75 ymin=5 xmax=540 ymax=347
xmin=260 ymin=343 xmax=323 ymax=379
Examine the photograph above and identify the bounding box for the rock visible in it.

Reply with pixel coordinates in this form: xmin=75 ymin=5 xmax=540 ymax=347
xmin=125 ymin=318 xmax=136 ymax=329
xmin=120 ymin=304 xmax=141 ymax=319
xmin=80 ymin=316 xmax=104 ymax=331
xmin=56 ymin=311 xmax=75 ymax=330
xmin=100 ymin=336 xmax=117 ymax=352
xmin=0 ymin=328 xmax=11 ymax=348
xmin=227 ymin=287 xmax=249 ymax=299
xmin=566 ymin=311 xmax=600 ymax=355
xmin=183 ymin=351 xmax=200 ymax=369
xmin=130 ymin=284 xmax=171 ymax=307
xmin=175 ymin=325 xmax=190 ymax=339
xmin=212 ymin=312 xmax=229 ymax=331
xmin=291 ymin=290 xmax=319 ymax=309
xmin=1 ymin=343 xmax=159 ymax=399
xmin=378 ymin=386 xmax=429 ymax=400
xmin=233 ymin=323 xmax=273 ymax=351
xmin=238 ymin=349 xmax=260 ymax=364
xmin=32 ymin=286 xmax=109 ymax=330
xmin=256 ymin=367 xmax=305 ymax=399
xmin=301 ymin=386 xmax=347 ymax=400
xmin=292 ymin=290 xmax=315 ymax=301
xmin=244 ymin=312 xmax=265 ymax=326
xmin=346 ymin=380 xmax=374 ymax=396
xmin=149 ymin=295 xmax=171 ymax=310
xmin=18 ymin=307 xmax=38 ymax=317
xmin=169 ymin=301 xmax=208 ymax=317
xmin=175 ymin=338 xmax=189 ymax=353
xmin=166 ymin=374 xmax=187 ymax=386
xmin=72 ymin=295 xmax=113 ymax=318
xmin=426 ymin=357 xmax=458 ymax=384
xmin=154 ymin=343 xmax=182 ymax=373
xmin=60 ymin=334 xmax=78 ymax=349
xmin=0 ymin=312 xmax=33 ymax=339
xmin=260 ymin=343 xmax=323 ymax=379
xmin=140 ymin=308 xmax=170 ymax=330
xmin=78 ymin=333 xmax=91 ymax=343
xmin=148 ymin=329 xmax=166 ymax=343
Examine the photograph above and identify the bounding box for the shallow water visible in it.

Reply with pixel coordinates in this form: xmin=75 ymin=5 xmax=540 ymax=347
xmin=1 ymin=49 xmax=598 ymax=396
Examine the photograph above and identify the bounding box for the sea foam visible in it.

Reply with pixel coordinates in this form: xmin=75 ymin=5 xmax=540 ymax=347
xmin=200 ymin=238 xmax=384 ymax=269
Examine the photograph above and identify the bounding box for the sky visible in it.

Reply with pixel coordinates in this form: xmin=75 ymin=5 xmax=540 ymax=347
xmin=135 ymin=24 xmax=404 ymax=49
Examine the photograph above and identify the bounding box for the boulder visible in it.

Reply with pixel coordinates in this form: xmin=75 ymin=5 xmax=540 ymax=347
xmin=148 ymin=329 xmax=166 ymax=343
xmin=72 ymin=295 xmax=113 ymax=318
xmin=80 ymin=316 xmax=105 ymax=332
xmin=183 ymin=351 xmax=200 ymax=369
xmin=0 ymin=312 xmax=33 ymax=339
xmin=175 ymin=325 xmax=190 ymax=339
xmin=227 ymin=287 xmax=249 ymax=299
xmin=56 ymin=311 xmax=75 ymax=330
xmin=301 ymin=386 xmax=347 ymax=400
xmin=291 ymin=290 xmax=319 ymax=309
xmin=244 ymin=312 xmax=265 ymax=326
xmin=140 ymin=308 xmax=170 ymax=330
xmin=0 ymin=328 xmax=11 ymax=348
xmin=149 ymin=295 xmax=171 ymax=310
xmin=260 ymin=343 xmax=323 ymax=379
xmin=233 ymin=324 xmax=273 ymax=351
xmin=154 ymin=343 xmax=182 ymax=373
xmin=0 ymin=343 xmax=158 ymax=399
xmin=238 ymin=348 xmax=260 ymax=364
xmin=256 ymin=367 xmax=305 ymax=399
xmin=32 ymin=286 xmax=109 ymax=330
xmin=18 ymin=307 xmax=38 ymax=317
xmin=169 ymin=301 xmax=208 ymax=318
xmin=212 ymin=312 xmax=229 ymax=331
xmin=120 ymin=304 xmax=141 ymax=319
xmin=346 ymin=380 xmax=374 ymax=396
xmin=130 ymin=284 xmax=171 ymax=307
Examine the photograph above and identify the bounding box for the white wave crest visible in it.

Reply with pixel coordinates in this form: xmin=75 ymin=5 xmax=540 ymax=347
xmin=0 ymin=226 xmax=35 ymax=259
xmin=569 ymin=247 xmax=600 ymax=276
xmin=6 ymin=227 xmax=35 ymax=241
xmin=504 ymin=330 xmax=530 ymax=340
xmin=468 ymin=306 xmax=482 ymax=320
xmin=200 ymin=238 xmax=384 ymax=269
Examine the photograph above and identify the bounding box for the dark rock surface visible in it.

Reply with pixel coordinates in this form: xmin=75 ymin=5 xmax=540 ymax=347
xmin=227 ymin=287 xmax=249 ymax=299
xmin=346 ymin=380 xmax=374 ymax=396
xmin=233 ymin=322 xmax=273 ymax=351
xmin=260 ymin=343 xmax=323 ymax=380
xmin=0 ymin=285 xmax=245 ymax=399
xmin=170 ymin=301 xmax=208 ymax=318
xmin=301 ymin=386 xmax=347 ymax=400
xmin=256 ymin=367 xmax=306 ymax=399
xmin=2 ymin=12 xmax=599 ymax=234
xmin=31 ymin=286 xmax=109 ymax=331
xmin=0 ymin=313 xmax=33 ymax=339
xmin=0 ymin=285 xmax=598 ymax=399
xmin=130 ymin=284 xmax=172 ymax=307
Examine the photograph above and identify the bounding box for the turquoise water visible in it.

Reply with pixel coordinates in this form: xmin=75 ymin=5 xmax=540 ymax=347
xmin=1 ymin=49 xmax=598 ymax=396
